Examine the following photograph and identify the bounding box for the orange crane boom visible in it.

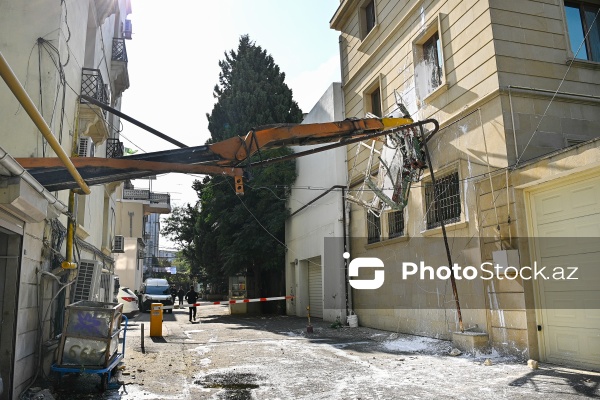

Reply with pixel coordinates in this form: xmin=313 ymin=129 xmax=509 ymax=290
xmin=16 ymin=96 xmax=439 ymax=194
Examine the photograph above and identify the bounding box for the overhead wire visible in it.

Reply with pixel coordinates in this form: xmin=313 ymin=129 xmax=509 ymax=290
xmin=514 ymin=7 xmax=600 ymax=167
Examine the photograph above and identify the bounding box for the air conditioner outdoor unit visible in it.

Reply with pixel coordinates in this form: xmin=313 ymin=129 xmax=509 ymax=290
xmin=113 ymin=235 xmax=125 ymax=253
xmin=72 ymin=259 xmax=102 ymax=302
xmin=78 ymin=137 xmax=95 ymax=157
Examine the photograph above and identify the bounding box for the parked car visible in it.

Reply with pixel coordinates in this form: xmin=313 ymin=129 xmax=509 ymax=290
xmin=138 ymin=278 xmax=174 ymax=313
xmin=117 ymin=287 xmax=140 ymax=319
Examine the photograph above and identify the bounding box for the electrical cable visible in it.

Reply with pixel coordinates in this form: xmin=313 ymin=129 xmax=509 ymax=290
xmin=514 ymin=7 xmax=600 ymax=166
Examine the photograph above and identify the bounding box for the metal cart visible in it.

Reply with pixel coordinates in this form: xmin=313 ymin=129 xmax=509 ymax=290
xmin=50 ymin=301 xmax=129 ymax=391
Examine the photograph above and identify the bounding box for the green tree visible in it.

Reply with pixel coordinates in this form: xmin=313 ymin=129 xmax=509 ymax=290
xmin=164 ymin=35 xmax=302 ymax=301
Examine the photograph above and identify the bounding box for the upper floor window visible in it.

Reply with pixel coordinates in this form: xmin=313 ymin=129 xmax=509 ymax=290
xmin=413 ymin=16 xmax=447 ymax=103
xmin=422 ymin=32 xmax=444 ymax=90
xmin=425 ymin=171 xmax=461 ymax=230
xmin=565 ymin=1 xmax=600 ymax=61
xmin=370 ymin=87 xmax=382 ymax=117
xmin=360 ymin=0 xmax=377 ymax=39
xmin=363 ymin=77 xmax=383 ymax=117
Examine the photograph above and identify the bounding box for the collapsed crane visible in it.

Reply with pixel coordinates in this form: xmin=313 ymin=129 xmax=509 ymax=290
xmin=17 ymin=95 xmax=439 ymax=207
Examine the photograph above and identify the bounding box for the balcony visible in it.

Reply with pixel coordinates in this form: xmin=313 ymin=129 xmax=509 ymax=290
xmin=94 ymin=0 xmax=117 ymax=24
xmin=106 ymin=138 xmax=124 ymax=158
xmin=123 ymin=189 xmax=171 ymax=215
xmin=111 ymin=38 xmax=130 ymax=98
xmin=78 ymin=68 xmax=110 ymax=144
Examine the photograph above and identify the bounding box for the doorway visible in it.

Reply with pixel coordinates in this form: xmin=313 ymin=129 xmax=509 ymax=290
xmin=0 ymin=227 xmax=22 ymax=400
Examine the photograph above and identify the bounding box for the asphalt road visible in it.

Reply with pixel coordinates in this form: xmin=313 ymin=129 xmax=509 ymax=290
xmin=34 ymin=302 xmax=600 ymax=399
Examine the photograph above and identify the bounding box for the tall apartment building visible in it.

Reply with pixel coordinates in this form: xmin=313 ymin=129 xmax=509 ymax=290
xmin=329 ymin=0 xmax=600 ymax=370
xmin=0 ymin=1 xmax=169 ymax=397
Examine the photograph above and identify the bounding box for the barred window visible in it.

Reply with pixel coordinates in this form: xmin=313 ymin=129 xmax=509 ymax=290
xmin=387 ymin=210 xmax=404 ymax=238
xmin=425 ymin=171 xmax=461 ymax=229
xmin=367 ymin=211 xmax=381 ymax=244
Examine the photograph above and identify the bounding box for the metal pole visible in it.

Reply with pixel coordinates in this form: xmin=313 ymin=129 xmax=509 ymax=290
xmin=342 ymin=187 xmax=349 ymax=318
xmin=419 ymin=125 xmax=464 ymax=333
xmin=141 ymin=323 xmax=145 ymax=353
xmin=80 ymin=94 xmax=189 ymax=149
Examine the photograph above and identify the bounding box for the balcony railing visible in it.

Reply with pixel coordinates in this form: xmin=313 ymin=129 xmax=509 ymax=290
xmin=123 ymin=189 xmax=171 ymax=206
xmin=112 ymin=38 xmax=128 ymax=62
xmin=80 ymin=68 xmax=109 ymax=116
xmin=106 ymin=138 xmax=124 ymax=158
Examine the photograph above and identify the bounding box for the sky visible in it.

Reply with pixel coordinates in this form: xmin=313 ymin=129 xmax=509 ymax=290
xmin=121 ymin=0 xmax=342 ymax=248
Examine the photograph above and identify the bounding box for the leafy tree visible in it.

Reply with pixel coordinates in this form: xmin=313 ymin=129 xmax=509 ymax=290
xmin=164 ymin=35 xmax=302 ymax=302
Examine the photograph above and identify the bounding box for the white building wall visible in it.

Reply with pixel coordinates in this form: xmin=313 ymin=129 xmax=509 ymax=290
xmin=114 ymin=237 xmax=143 ymax=291
xmin=285 ymin=83 xmax=346 ymax=322
xmin=0 ymin=1 xmax=132 ymax=397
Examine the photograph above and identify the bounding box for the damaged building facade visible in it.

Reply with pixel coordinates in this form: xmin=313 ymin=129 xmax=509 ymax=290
xmin=0 ymin=1 xmax=170 ymax=398
xmin=319 ymin=0 xmax=600 ymax=371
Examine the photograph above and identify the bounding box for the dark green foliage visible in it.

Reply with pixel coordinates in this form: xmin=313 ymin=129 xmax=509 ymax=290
xmin=163 ymin=35 xmax=302 ymax=298
xmin=207 ymin=35 xmax=303 ymax=143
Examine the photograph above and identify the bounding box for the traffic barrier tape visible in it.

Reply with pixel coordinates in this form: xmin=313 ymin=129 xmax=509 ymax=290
xmin=177 ymin=295 xmax=294 ymax=307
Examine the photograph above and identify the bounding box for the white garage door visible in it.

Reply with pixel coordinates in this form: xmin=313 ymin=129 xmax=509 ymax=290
xmin=530 ymin=174 xmax=600 ymax=370
xmin=308 ymin=257 xmax=323 ymax=319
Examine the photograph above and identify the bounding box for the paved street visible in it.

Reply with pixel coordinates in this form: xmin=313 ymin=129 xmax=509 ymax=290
xmin=43 ymin=303 xmax=599 ymax=399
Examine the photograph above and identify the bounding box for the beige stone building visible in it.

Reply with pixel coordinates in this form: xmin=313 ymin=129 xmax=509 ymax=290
xmin=330 ymin=0 xmax=600 ymax=370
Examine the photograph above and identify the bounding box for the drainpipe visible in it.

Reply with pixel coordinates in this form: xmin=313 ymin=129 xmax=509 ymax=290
xmin=64 ymin=191 xmax=75 ymax=265
xmin=0 ymin=50 xmax=90 ymax=195
xmin=128 ymin=212 xmax=134 ymax=237
xmin=342 ymin=187 xmax=350 ymax=318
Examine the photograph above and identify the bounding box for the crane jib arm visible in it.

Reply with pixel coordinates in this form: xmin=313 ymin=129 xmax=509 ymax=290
xmin=17 ymin=117 xmax=438 ymax=193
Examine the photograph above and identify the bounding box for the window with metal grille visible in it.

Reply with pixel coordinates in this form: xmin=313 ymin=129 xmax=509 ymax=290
xmin=425 ymin=171 xmax=461 ymax=230
xmin=565 ymin=1 xmax=600 ymax=62
xmin=387 ymin=210 xmax=404 ymax=238
xmin=367 ymin=211 xmax=381 ymax=243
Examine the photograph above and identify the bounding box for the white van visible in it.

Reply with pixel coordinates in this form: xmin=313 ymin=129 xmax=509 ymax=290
xmin=138 ymin=278 xmax=174 ymax=313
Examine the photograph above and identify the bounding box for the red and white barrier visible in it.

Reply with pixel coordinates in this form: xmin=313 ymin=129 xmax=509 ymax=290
xmin=202 ymin=295 xmax=294 ymax=306
xmin=177 ymin=295 xmax=294 ymax=308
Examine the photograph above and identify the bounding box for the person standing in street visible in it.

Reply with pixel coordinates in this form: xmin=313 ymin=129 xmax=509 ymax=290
xmin=177 ymin=286 xmax=185 ymax=307
xmin=185 ymin=286 xmax=199 ymax=322
xmin=170 ymin=285 xmax=177 ymax=306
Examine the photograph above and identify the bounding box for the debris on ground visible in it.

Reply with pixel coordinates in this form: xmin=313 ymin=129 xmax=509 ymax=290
xmin=483 ymin=359 xmax=493 ymax=366
xmin=528 ymin=359 xmax=539 ymax=369
xmin=449 ymin=348 xmax=462 ymax=356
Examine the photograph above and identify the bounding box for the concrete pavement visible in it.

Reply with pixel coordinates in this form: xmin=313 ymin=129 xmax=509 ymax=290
xmin=29 ymin=302 xmax=600 ymax=399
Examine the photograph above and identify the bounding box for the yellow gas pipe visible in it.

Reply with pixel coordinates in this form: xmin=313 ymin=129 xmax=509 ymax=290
xmin=0 ymin=50 xmax=90 ymax=195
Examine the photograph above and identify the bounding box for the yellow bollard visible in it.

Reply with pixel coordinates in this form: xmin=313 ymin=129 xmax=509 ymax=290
xmin=150 ymin=303 xmax=163 ymax=337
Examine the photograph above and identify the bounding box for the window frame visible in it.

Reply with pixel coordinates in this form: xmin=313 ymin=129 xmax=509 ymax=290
xmin=387 ymin=209 xmax=405 ymax=239
xmin=563 ymin=0 xmax=600 ymax=62
xmin=363 ymin=74 xmax=384 ymax=117
xmin=370 ymin=87 xmax=382 ymax=117
xmin=423 ymin=170 xmax=462 ymax=231
xmin=413 ymin=15 xmax=448 ymax=105
xmin=359 ymin=0 xmax=379 ymax=41
xmin=366 ymin=210 xmax=381 ymax=244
